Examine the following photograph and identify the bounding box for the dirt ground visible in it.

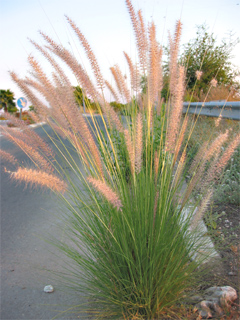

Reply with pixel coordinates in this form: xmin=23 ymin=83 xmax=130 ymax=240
xmin=190 ymin=202 xmax=240 ymax=319
xmin=210 ymin=203 xmax=240 ymax=290
xmin=206 ymin=203 xmax=240 ymax=318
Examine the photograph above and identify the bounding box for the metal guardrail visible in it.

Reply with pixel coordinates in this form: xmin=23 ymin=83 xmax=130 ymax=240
xmin=182 ymin=101 xmax=240 ymax=120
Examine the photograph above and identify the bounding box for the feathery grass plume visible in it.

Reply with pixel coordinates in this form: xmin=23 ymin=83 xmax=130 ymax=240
xmin=210 ymin=78 xmax=218 ymax=87
xmin=123 ymin=51 xmax=140 ymax=93
xmin=2 ymin=126 xmax=54 ymax=162
xmin=1 ymin=113 xmax=55 ymax=160
xmin=24 ymin=73 xmax=61 ymax=107
xmin=137 ymin=91 xmax=144 ymax=111
xmin=0 ymin=150 xmax=18 ymax=166
xmin=166 ymin=65 xmax=185 ymax=153
xmin=105 ymin=80 xmax=120 ymax=103
xmin=65 ymin=15 xmax=104 ymax=91
xmin=199 ymin=152 xmax=221 ymax=192
xmin=135 ymin=113 xmax=143 ymax=174
xmin=109 ymin=66 xmax=122 ymax=99
xmin=40 ymin=32 xmax=100 ymax=101
xmin=54 ymin=80 xmax=88 ymax=133
xmin=10 ymin=168 xmax=67 ymax=193
xmin=148 ymin=21 xmax=163 ymax=104
xmin=87 ymin=176 xmax=122 ymax=210
xmin=169 ymin=20 xmax=182 ymax=95
xmin=23 ymin=77 xmax=70 ymax=129
xmin=95 ymin=81 xmax=124 ymax=131
xmin=103 ymin=102 xmax=124 ymax=133
xmin=124 ymin=128 xmax=135 ymax=176
xmin=3 ymin=132 xmax=53 ymax=174
xmin=191 ymin=190 xmax=213 ymax=230
xmin=27 ymin=54 xmax=76 ymax=123
xmin=173 ymin=116 xmax=188 ymax=165
xmin=156 ymin=96 xmax=164 ymax=116
xmin=85 ymin=135 xmax=104 ymax=177
xmin=10 ymin=72 xmax=48 ymax=120
xmin=55 ymin=88 xmax=104 ymax=175
xmin=189 ymin=141 xmax=208 ymax=175
xmin=29 ymin=38 xmax=71 ymax=87
xmin=67 ymin=131 xmax=89 ymax=168
xmin=110 ymin=65 xmax=131 ymax=103
xmin=28 ymin=55 xmax=54 ymax=92
xmin=154 ymin=150 xmax=159 ymax=183
xmin=185 ymin=131 xmax=229 ymax=203
xmin=24 ymin=76 xmax=67 ymax=125
xmin=51 ymin=72 xmax=62 ymax=88
xmin=173 ymin=149 xmax=186 ymax=189
xmin=137 ymin=9 xmax=148 ymax=70
xmin=188 ymin=131 xmax=229 ymax=189
xmin=215 ymin=114 xmax=222 ymax=127
xmin=125 ymin=0 xmax=138 ymax=44
xmin=2 ymin=111 xmax=29 ymax=130
xmin=26 ymin=54 xmax=103 ymax=175
xmin=215 ymin=134 xmax=240 ymax=176
xmin=28 ymin=111 xmax=41 ymax=124
xmin=205 ymin=130 xmax=229 ymax=161
xmin=126 ymin=0 xmax=148 ymax=72
xmin=195 ymin=70 xmax=203 ymax=80
xmin=157 ymin=45 xmax=163 ymax=96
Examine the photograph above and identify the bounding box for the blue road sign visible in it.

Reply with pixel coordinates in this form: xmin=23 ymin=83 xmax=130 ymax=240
xmin=17 ymin=97 xmax=27 ymax=109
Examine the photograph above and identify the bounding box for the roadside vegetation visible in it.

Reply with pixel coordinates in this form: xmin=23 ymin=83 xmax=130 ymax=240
xmin=0 ymin=0 xmax=239 ymax=318
xmin=185 ymin=115 xmax=239 ymax=204
xmin=0 ymin=89 xmax=17 ymax=113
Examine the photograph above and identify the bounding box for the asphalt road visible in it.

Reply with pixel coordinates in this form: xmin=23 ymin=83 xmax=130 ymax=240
xmin=0 ymin=124 xmax=93 ymax=320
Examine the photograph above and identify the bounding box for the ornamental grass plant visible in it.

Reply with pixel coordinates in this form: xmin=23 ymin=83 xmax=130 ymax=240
xmin=1 ymin=0 xmax=240 ymax=318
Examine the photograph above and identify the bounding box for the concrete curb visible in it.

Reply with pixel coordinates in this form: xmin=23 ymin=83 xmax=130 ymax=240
xmin=180 ymin=179 xmax=220 ymax=264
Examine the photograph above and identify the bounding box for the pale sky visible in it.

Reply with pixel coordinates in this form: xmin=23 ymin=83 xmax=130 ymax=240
xmin=0 ymin=0 xmax=239 ymax=105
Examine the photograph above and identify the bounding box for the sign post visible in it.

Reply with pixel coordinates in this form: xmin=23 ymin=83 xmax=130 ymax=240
xmin=17 ymin=97 xmax=27 ymax=120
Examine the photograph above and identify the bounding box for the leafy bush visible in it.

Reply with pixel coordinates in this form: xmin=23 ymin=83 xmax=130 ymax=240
xmin=181 ymin=24 xmax=239 ymax=98
xmin=0 ymin=89 xmax=17 ymax=113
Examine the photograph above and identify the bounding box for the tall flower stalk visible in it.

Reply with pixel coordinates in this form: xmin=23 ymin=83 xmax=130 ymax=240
xmin=1 ymin=0 xmax=239 ymax=318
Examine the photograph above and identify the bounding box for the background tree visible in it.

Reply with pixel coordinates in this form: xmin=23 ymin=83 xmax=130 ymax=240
xmin=181 ymin=25 xmax=239 ymax=99
xmin=0 ymin=89 xmax=17 ymax=113
xmin=74 ymin=86 xmax=97 ymax=111
xmin=110 ymin=101 xmax=125 ymax=113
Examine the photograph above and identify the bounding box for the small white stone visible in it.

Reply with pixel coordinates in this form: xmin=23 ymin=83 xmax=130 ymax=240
xmin=219 ymin=286 xmax=237 ymax=308
xmin=44 ymin=285 xmax=54 ymax=293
